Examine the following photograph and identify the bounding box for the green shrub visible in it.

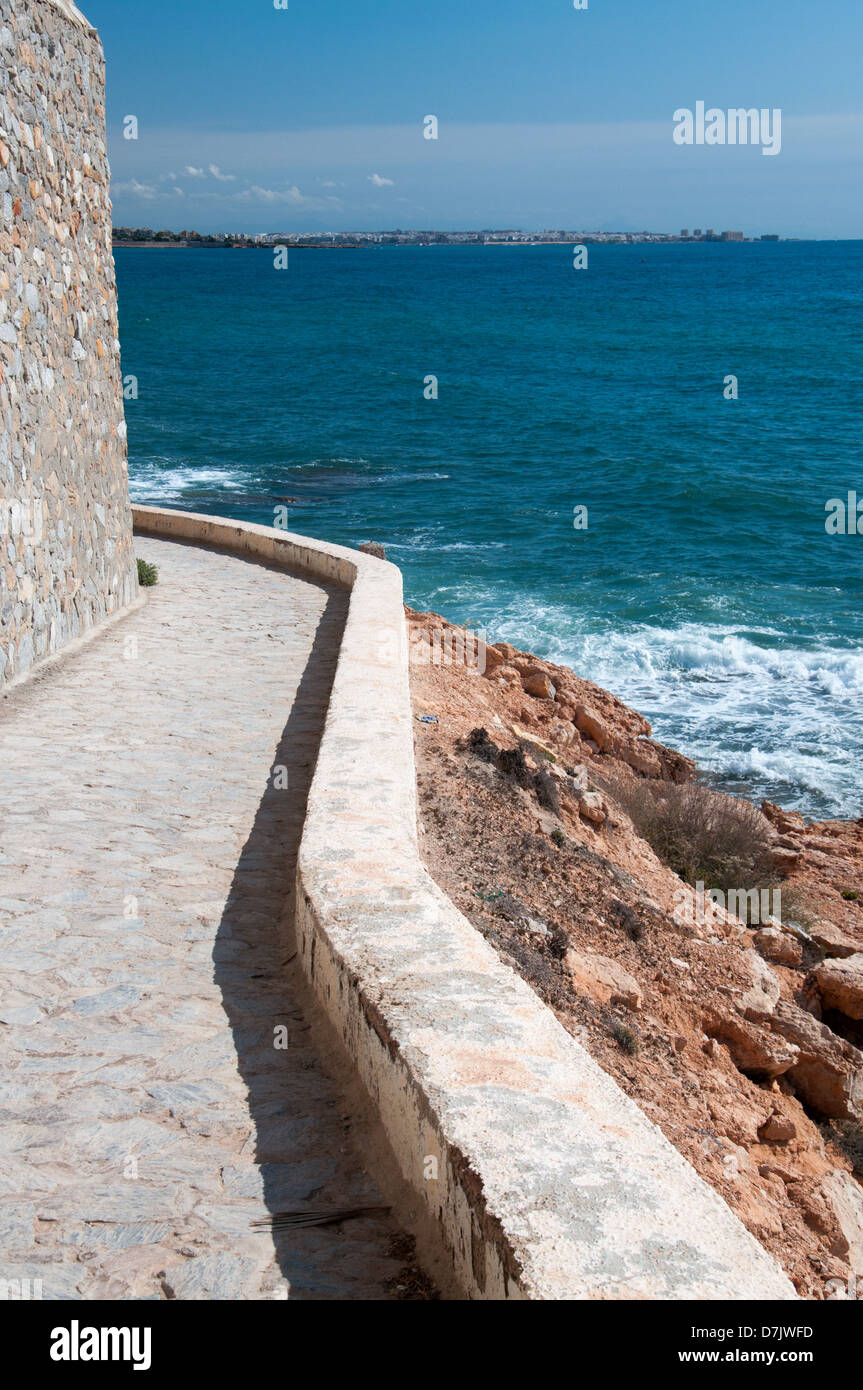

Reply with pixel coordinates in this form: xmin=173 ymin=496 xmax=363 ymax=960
xmin=137 ymin=558 xmax=159 ymax=587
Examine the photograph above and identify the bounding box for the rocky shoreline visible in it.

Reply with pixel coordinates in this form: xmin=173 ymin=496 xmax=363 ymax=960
xmin=407 ymin=605 xmax=863 ymax=1298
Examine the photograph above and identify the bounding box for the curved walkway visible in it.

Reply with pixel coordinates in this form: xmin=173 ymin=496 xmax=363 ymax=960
xmin=0 ymin=536 xmax=401 ymax=1300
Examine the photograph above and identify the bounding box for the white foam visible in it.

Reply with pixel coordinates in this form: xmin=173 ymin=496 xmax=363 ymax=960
xmin=128 ymin=464 xmax=247 ymax=502
xmin=481 ymin=610 xmax=863 ymax=819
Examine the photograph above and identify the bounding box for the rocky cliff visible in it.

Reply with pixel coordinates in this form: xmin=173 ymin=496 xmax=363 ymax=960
xmin=409 ymin=606 xmax=863 ymax=1298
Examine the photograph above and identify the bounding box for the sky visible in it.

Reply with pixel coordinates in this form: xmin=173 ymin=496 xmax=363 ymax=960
xmin=82 ymin=0 xmax=863 ymax=237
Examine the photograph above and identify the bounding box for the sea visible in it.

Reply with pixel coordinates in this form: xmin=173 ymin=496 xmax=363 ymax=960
xmin=115 ymin=242 xmax=863 ymax=820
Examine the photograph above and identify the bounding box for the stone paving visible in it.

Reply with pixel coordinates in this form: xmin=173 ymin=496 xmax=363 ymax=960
xmin=0 ymin=536 xmax=403 ymax=1300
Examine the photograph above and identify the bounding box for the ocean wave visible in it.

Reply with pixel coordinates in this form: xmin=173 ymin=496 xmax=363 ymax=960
xmin=474 ymin=609 xmax=862 ymax=818
xmin=568 ymin=625 xmax=863 ymax=698
xmin=129 ymin=464 xmax=247 ymax=502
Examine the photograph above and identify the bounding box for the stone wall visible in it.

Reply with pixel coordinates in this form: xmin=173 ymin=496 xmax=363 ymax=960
xmin=0 ymin=0 xmax=136 ymax=689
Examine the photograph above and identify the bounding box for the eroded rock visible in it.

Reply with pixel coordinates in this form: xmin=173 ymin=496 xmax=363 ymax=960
xmin=705 ymin=1012 xmax=799 ymax=1079
xmin=770 ymin=1001 xmax=863 ymax=1123
xmin=754 ymin=927 xmax=803 ymax=968
xmin=574 ymin=704 xmax=615 ymax=753
xmin=577 ymin=791 xmax=608 ymax=826
xmin=565 ymin=950 xmax=643 ymax=1011
xmin=812 ymin=953 xmax=863 ymax=1020
xmin=521 ymin=669 xmax=555 ymax=700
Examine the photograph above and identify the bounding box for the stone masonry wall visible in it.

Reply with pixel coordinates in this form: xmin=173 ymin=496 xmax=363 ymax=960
xmin=0 ymin=0 xmax=136 ymax=688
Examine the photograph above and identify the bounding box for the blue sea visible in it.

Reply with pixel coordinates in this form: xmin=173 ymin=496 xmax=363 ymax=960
xmin=115 ymin=243 xmax=863 ymax=820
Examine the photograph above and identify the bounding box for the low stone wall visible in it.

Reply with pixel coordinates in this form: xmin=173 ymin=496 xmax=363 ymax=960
xmin=133 ymin=504 xmax=796 ymax=1301
xmin=0 ymin=0 xmax=137 ymax=689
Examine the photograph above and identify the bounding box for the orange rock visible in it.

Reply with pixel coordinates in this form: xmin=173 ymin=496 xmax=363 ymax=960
xmin=565 ymin=949 xmax=643 ymax=1010
xmin=812 ymin=954 xmax=863 ymax=1021
xmin=521 ymin=669 xmax=554 ymax=699
xmin=617 ymin=739 xmax=663 ymax=777
xmin=575 ymin=703 xmax=615 ymax=752
xmin=758 ymin=1111 xmax=797 ymax=1143
xmin=754 ymin=927 xmax=803 ymax=967
xmin=577 ymin=791 xmax=608 ymax=826
xmin=494 ymin=664 xmax=521 ymax=688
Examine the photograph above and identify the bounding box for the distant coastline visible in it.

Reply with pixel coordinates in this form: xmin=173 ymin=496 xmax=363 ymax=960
xmin=112 ymin=227 xmax=786 ymax=251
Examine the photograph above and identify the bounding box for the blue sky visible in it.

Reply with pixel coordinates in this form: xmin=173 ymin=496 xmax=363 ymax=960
xmin=84 ymin=0 xmax=863 ymax=236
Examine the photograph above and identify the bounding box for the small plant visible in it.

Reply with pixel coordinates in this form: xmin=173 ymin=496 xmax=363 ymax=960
xmin=550 ymin=828 xmax=566 ymax=849
xmin=532 ymin=757 xmax=561 ymax=815
xmin=824 ymin=1119 xmax=863 ymax=1178
xmin=612 ymin=1021 xmax=639 ymax=1056
xmin=841 ymin=889 xmax=859 ymax=902
xmin=137 ymin=557 xmax=159 ymax=587
xmin=498 ymin=744 xmax=532 ymax=789
xmin=610 ymin=899 xmax=645 ymax=941
xmin=546 ymin=926 xmax=568 ymax=960
xmin=780 ymin=885 xmax=821 ymax=935
xmin=464 ymin=727 xmax=497 ymax=764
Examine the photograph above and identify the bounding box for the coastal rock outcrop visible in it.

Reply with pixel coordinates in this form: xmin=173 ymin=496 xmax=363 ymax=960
xmin=769 ymin=1001 xmax=863 ymax=1123
xmin=407 ymin=603 xmax=863 ymax=1295
xmin=705 ymin=1011 xmax=799 ymax=1080
xmin=811 ymin=954 xmax=863 ymax=1021
xmin=786 ymin=1173 xmax=863 ymax=1268
xmin=577 ymin=790 xmax=609 ymax=826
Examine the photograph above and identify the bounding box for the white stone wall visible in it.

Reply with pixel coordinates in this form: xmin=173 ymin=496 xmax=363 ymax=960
xmin=0 ymin=0 xmax=136 ymax=689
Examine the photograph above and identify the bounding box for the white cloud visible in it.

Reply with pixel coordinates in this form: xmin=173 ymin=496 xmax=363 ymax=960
xmin=368 ymin=173 xmax=395 ymax=187
xmin=184 ymin=165 xmax=205 ymax=177
xmin=241 ymin=184 xmax=303 ymax=203
xmin=114 ymin=179 xmax=157 ymax=198
xmin=173 ymin=187 xmax=184 ymax=196
xmin=209 ymin=163 xmax=236 ymax=182
xmin=237 ymin=183 xmax=342 ymax=211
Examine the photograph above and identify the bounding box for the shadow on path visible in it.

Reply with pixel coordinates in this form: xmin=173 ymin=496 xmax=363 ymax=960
xmin=212 ymin=583 xmax=395 ymax=1298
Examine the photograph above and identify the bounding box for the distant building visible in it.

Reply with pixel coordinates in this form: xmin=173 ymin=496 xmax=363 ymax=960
xmin=760 ymin=234 xmax=780 ymax=241
xmin=705 ymin=229 xmax=715 ymax=239
xmin=721 ymin=231 xmax=745 ymax=241
xmin=680 ymin=229 xmax=690 ymax=238
xmin=693 ymin=228 xmax=702 ymax=238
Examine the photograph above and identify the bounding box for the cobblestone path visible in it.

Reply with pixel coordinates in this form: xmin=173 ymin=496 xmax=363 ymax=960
xmin=0 ymin=536 xmax=402 ymax=1300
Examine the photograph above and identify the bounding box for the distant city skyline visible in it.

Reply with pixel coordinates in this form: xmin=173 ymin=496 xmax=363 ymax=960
xmin=111 ymin=226 xmax=785 ymax=246
xmin=85 ymin=0 xmax=863 ymax=238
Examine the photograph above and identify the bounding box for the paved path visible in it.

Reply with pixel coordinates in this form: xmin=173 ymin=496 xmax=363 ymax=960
xmin=0 ymin=536 xmax=402 ymax=1300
